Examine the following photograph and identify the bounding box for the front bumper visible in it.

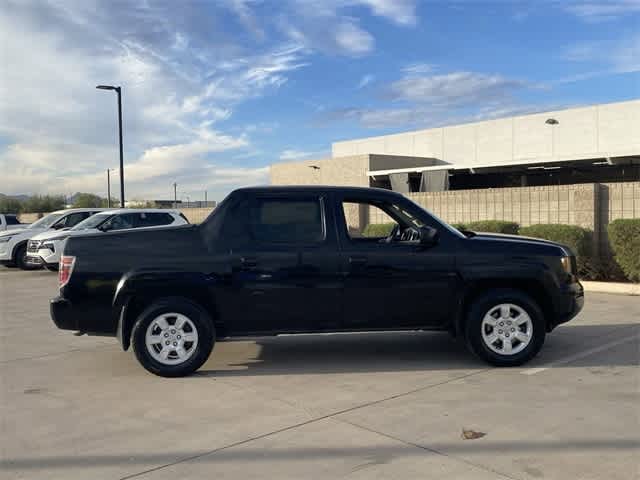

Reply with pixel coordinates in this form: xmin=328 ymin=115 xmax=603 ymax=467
xmin=26 ymin=255 xmax=44 ymax=266
xmin=549 ymin=281 xmax=584 ymax=330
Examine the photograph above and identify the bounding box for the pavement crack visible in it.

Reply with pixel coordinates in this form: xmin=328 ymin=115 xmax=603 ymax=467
xmin=118 ymin=368 xmax=490 ymax=480
xmin=335 ymin=418 xmax=521 ymax=480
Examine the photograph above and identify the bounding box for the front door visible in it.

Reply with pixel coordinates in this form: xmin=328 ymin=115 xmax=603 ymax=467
xmin=337 ymin=195 xmax=458 ymax=330
xmin=220 ymin=193 xmax=343 ymax=335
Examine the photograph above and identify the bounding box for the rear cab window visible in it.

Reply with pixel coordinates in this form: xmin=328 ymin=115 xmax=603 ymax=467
xmin=250 ymin=197 xmax=325 ymax=244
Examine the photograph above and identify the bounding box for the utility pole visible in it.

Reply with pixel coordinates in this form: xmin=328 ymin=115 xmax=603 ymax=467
xmin=204 ymin=190 xmax=207 ymax=206
xmin=173 ymin=183 xmax=177 ymax=208
xmin=107 ymin=169 xmax=111 ymax=208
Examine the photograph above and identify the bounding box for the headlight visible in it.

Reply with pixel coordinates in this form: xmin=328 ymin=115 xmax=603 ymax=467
xmin=560 ymin=256 xmax=572 ymax=274
xmin=42 ymin=242 xmax=55 ymax=252
xmin=0 ymin=236 xmax=14 ymax=243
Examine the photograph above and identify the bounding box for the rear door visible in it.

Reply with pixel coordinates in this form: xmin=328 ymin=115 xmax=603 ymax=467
xmin=220 ymin=192 xmax=343 ymax=334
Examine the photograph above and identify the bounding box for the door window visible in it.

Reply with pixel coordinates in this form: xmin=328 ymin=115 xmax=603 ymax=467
xmin=251 ymin=198 xmax=324 ymax=244
xmin=341 ymin=199 xmax=424 ymax=243
xmin=102 ymin=213 xmax=136 ymax=231
xmin=5 ymin=215 xmax=20 ymax=225
xmin=55 ymin=212 xmax=92 ymax=229
xmin=136 ymin=212 xmax=175 ymax=227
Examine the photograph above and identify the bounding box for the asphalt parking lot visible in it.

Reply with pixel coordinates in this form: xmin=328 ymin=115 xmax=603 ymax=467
xmin=1 ymin=268 xmax=638 ymax=480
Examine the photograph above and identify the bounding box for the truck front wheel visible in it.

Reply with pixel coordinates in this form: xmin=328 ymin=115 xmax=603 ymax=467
xmin=465 ymin=289 xmax=546 ymax=367
xmin=131 ymin=298 xmax=215 ymax=377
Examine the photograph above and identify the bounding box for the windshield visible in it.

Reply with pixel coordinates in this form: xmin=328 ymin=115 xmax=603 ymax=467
xmin=70 ymin=213 xmax=113 ymax=230
xmin=28 ymin=213 xmax=64 ymax=229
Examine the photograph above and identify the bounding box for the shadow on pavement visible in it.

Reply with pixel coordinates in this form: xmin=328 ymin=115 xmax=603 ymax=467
xmin=196 ymin=323 xmax=638 ymax=377
xmin=2 ymin=438 xmax=637 ymax=470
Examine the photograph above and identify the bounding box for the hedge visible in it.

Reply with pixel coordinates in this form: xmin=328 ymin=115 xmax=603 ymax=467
xmin=451 ymin=223 xmax=468 ymax=231
xmin=465 ymin=220 xmax=520 ymax=234
xmin=519 ymin=224 xmax=591 ymax=257
xmin=607 ymin=219 xmax=640 ymax=282
xmin=362 ymin=223 xmax=395 ymax=237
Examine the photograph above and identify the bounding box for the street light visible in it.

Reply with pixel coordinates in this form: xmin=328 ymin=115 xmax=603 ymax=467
xmin=97 ymin=85 xmax=125 ymax=208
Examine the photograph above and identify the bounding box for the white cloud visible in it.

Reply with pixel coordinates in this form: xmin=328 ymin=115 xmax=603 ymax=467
xmin=356 ymin=0 xmax=418 ymax=26
xmin=387 ymin=71 xmax=526 ymax=106
xmin=357 ymin=74 xmax=375 ymax=89
xmin=0 ymin=1 xmax=307 ymax=199
xmin=563 ymin=0 xmax=640 ymax=22
xmin=560 ymin=33 xmax=640 ymax=80
xmin=334 ymin=21 xmax=375 ymax=55
xmin=279 ymin=149 xmax=326 ymax=161
xmin=402 ymin=63 xmax=435 ymax=75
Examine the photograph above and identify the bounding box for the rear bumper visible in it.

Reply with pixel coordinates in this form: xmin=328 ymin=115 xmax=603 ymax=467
xmin=50 ymin=296 xmax=79 ymax=331
xmin=50 ymin=295 xmax=118 ymax=335
xmin=549 ymin=281 xmax=584 ymax=330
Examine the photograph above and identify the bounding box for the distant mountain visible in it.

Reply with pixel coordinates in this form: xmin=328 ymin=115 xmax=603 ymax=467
xmin=0 ymin=193 xmax=30 ymax=201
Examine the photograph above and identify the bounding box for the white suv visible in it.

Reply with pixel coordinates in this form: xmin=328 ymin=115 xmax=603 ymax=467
xmin=0 ymin=208 xmax=108 ymax=270
xmin=27 ymin=209 xmax=189 ymax=270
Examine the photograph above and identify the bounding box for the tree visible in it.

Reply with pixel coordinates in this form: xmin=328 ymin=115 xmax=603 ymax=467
xmin=73 ymin=193 xmax=106 ymax=208
xmin=22 ymin=195 xmax=65 ymax=213
xmin=0 ymin=196 xmax=23 ymax=213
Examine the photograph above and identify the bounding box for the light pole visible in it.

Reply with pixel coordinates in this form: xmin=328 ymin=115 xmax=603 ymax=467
xmin=97 ymin=85 xmax=125 ymax=208
xmin=106 ymin=169 xmax=112 ymax=208
xmin=173 ymin=183 xmax=178 ymax=208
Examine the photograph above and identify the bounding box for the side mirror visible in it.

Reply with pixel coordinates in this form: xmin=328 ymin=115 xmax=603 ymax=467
xmin=52 ymin=223 xmax=65 ymax=230
xmin=419 ymin=226 xmax=439 ymax=247
xmin=99 ymin=223 xmax=113 ymax=232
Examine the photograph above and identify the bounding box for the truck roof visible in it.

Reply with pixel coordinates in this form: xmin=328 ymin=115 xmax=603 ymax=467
xmin=234 ymin=185 xmax=404 ymax=197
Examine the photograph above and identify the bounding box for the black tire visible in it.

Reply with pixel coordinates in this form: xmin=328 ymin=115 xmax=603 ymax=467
xmin=131 ymin=298 xmax=215 ymax=377
xmin=14 ymin=244 xmax=31 ymax=270
xmin=45 ymin=264 xmax=59 ymax=272
xmin=465 ymin=289 xmax=545 ymax=367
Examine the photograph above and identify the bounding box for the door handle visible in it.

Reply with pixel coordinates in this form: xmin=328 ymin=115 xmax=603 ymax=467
xmin=348 ymin=256 xmax=368 ymax=266
xmin=240 ymin=256 xmax=258 ymax=269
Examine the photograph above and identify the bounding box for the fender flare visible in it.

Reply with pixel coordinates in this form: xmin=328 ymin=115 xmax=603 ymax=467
xmin=113 ymin=269 xmax=218 ymax=351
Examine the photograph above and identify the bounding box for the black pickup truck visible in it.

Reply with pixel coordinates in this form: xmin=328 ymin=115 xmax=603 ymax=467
xmin=51 ymin=186 xmax=584 ymax=377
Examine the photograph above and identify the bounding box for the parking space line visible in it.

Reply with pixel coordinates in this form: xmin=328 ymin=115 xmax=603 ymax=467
xmin=521 ymin=332 xmax=640 ymax=375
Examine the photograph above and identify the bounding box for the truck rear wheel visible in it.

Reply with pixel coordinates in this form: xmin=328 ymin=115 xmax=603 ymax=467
xmin=465 ymin=289 xmax=545 ymax=367
xmin=131 ymin=298 xmax=215 ymax=377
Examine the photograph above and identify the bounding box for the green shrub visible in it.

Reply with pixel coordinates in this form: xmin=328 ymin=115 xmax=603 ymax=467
xmin=450 ymin=223 xmax=468 ymax=231
xmin=362 ymin=223 xmax=395 ymax=237
xmin=607 ymin=219 xmax=640 ymax=282
xmin=519 ymin=224 xmax=594 ymax=277
xmin=519 ymin=224 xmax=591 ymax=256
xmin=466 ymin=220 xmax=520 ymax=234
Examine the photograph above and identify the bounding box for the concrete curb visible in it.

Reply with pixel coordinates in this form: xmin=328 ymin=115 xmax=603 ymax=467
xmin=582 ymin=281 xmax=640 ymax=296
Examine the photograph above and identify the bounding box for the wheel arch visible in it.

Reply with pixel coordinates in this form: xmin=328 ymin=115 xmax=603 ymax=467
xmin=114 ymin=272 xmax=222 ymax=351
xmin=454 ymin=278 xmax=555 ymax=337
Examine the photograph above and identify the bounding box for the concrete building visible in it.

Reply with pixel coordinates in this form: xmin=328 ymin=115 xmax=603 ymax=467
xmin=271 ymin=99 xmax=640 ymax=192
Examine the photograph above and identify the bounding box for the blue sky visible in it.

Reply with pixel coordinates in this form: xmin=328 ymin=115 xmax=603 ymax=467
xmin=1 ymin=0 xmax=638 ymax=200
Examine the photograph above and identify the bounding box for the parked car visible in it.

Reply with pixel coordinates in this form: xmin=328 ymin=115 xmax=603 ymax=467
xmin=50 ymin=186 xmax=584 ymax=377
xmin=0 ymin=213 xmax=27 ymax=232
xmin=27 ymin=209 xmax=189 ymax=270
xmin=0 ymin=208 xmax=108 ymax=270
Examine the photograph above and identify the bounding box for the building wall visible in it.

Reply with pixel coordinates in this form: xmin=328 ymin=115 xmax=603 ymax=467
xmin=332 ymin=100 xmax=640 ymax=167
xmin=270 ymin=155 xmax=371 ymax=187
xmin=368 ymin=181 xmax=640 ymax=257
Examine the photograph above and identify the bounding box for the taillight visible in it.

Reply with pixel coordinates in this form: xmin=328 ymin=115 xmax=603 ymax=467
xmin=59 ymin=256 xmax=76 ymax=288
